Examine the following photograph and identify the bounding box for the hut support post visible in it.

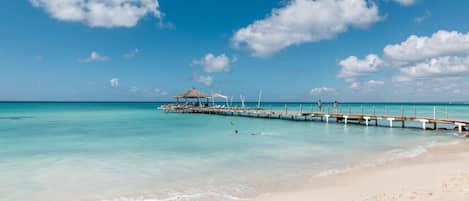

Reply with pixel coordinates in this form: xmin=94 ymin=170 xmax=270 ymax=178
xmin=364 ymin=116 xmax=370 ymax=126
xmin=387 ymin=118 xmax=395 ymax=128
xmin=257 ymin=90 xmax=262 ymax=109
xmin=455 ymin=123 xmax=466 ymax=133
xmin=418 ymin=119 xmax=429 ymax=130
xmin=446 ymin=106 xmax=448 ymax=120
xmin=324 ymin=115 xmax=330 ymax=123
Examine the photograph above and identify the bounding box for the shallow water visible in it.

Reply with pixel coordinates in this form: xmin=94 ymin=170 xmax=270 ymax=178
xmin=0 ymin=102 xmax=466 ymax=201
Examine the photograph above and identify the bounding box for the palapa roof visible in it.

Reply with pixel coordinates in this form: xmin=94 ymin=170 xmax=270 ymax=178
xmin=175 ymin=87 xmax=210 ymax=98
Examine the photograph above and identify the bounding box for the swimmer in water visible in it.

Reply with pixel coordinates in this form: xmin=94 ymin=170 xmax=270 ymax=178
xmin=234 ymin=130 xmax=238 ymax=134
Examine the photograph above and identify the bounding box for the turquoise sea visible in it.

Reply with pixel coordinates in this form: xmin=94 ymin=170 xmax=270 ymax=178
xmin=0 ymin=102 xmax=468 ymax=201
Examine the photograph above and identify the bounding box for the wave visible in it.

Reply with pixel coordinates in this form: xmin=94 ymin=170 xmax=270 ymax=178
xmin=99 ymin=184 xmax=255 ymax=201
xmin=98 ymin=141 xmax=462 ymax=201
xmin=100 ymin=192 xmax=248 ymax=201
xmin=248 ymin=131 xmax=275 ymax=136
xmin=315 ymin=140 xmax=461 ymax=177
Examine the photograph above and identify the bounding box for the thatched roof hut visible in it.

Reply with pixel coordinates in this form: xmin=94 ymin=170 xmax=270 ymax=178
xmin=175 ymin=87 xmax=210 ymax=99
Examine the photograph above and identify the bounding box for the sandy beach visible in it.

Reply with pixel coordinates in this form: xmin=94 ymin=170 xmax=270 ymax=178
xmin=252 ymin=140 xmax=469 ymax=201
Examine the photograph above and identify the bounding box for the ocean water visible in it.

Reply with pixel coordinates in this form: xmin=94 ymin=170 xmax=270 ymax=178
xmin=0 ymin=102 xmax=467 ymax=201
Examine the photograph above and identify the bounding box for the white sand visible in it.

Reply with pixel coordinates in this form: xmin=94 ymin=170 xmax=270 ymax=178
xmin=252 ymin=141 xmax=469 ymax=201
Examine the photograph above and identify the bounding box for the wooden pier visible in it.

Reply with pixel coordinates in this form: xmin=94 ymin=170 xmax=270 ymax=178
xmin=162 ymin=105 xmax=469 ymax=133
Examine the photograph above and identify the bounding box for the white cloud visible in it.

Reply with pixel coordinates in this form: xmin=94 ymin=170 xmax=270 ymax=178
xmin=338 ymin=30 xmax=469 ymax=90
xmin=192 ymin=53 xmax=236 ymax=73
xmin=193 ymin=74 xmax=213 ymax=86
xmin=338 ymin=54 xmax=383 ymax=78
xmin=129 ymin=86 xmax=168 ymax=97
xmin=384 ymin=30 xmax=469 ymax=62
xmin=157 ymin=21 xmax=175 ymax=30
xmin=110 ymin=78 xmax=119 ymax=88
xmin=129 ymin=86 xmax=139 ymax=93
xmin=30 ymin=0 xmax=161 ymax=28
xmin=349 ymin=80 xmax=384 ymax=90
xmin=394 ymin=56 xmax=469 ymax=82
xmin=310 ymin=87 xmax=336 ymax=95
xmin=124 ymin=48 xmax=139 ymax=59
xmin=367 ymin=79 xmax=385 ymax=85
xmin=393 ymin=76 xmax=469 ymax=100
xmin=153 ymin=88 xmax=168 ymax=96
xmin=350 ymin=82 xmax=361 ymax=89
xmin=82 ymin=51 xmax=108 ymax=62
xmin=232 ymin=0 xmax=380 ymax=57
xmin=414 ymin=10 xmax=431 ymax=23
xmin=391 ymin=0 xmax=418 ymax=6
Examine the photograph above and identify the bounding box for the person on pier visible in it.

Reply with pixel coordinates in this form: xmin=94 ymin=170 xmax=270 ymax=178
xmin=317 ymin=99 xmax=323 ymax=112
xmin=333 ymin=100 xmax=338 ymax=113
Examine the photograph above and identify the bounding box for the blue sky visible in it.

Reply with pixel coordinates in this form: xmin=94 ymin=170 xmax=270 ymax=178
xmin=1 ymin=0 xmax=469 ymax=102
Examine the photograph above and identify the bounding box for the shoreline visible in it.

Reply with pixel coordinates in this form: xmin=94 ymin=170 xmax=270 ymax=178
xmin=251 ymin=140 xmax=469 ymax=201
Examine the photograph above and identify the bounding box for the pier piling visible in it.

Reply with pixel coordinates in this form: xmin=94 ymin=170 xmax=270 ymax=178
xmin=364 ymin=116 xmax=370 ymax=126
xmin=163 ymin=104 xmax=469 ymax=133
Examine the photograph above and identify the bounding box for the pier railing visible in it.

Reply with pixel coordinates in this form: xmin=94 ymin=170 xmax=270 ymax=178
xmin=162 ymin=104 xmax=469 ymax=133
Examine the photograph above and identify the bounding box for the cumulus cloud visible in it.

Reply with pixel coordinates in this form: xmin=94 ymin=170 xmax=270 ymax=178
xmin=394 ymin=56 xmax=469 ymax=82
xmin=30 ymin=0 xmax=161 ymax=28
xmin=193 ymin=74 xmax=213 ymax=86
xmin=384 ymin=30 xmax=469 ymax=62
xmin=310 ymin=87 xmax=336 ymax=95
xmin=110 ymin=78 xmax=119 ymax=87
xmin=338 ymin=30 xmax=469 ymax=99
xmin=338 ymin=54 xmax=383 ymax=78
xmin=232 ymin=0 xmax=380 ymax=57
xmin=192 ymin=53 xmax=236 ymax=73
xmin=81 ymin=51 xmax=108 ymax=62
xmin=391 ymin=0 xmax=418 ymax=6
xmin=338 ymin=30 xmax=469 ymax=89
xmin=124 ymin=48 xmax=139 ymax=59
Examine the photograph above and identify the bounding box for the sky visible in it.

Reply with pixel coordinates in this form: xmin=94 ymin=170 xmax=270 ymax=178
xmin=1 ymin=0 xmax=469 ymax=102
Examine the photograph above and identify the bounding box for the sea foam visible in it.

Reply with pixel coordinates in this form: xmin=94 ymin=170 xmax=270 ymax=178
xmin=315 ymin=140 xmax=461 ymax=177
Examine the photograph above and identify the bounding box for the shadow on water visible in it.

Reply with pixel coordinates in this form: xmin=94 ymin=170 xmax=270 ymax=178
xmin=0 ymin=116 xmax=34 ymax=120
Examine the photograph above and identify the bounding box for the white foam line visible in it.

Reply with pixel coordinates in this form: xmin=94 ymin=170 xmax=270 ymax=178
xmin=101 ymin=191 xmax=246 ymax=201
xmin=315 ymin=140 xmax=461 ymax=177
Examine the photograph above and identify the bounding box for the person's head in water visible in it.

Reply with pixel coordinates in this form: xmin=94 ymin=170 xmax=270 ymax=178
xmin=234 ymin=130 xmax=238 ymax=134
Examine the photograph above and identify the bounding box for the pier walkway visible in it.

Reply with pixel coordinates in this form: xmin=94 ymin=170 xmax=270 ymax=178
xmin=163 ymin=105 xmax=469 ymax=133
